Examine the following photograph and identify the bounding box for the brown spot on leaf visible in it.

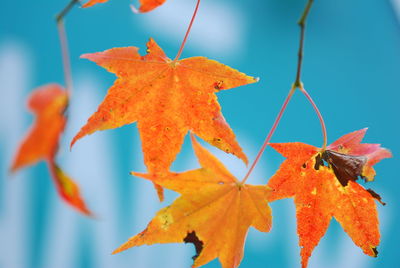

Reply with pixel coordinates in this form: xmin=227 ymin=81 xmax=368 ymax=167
xmin=184 ymin=231 xmax=204 ymax=260
xmin=372 ymin=247 xmax=379 ymax=257
xmin=213 ymin=80 xmax=224 ymax=91
xmin=322 ymin=150 xmax=367 ymax=187
xmin=367 ymin=189 xmax=386 ymax=206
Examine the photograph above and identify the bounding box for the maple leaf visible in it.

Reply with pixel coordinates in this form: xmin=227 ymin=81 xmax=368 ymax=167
xmin=11 ymin=84 xmax=91 ymax=215
xmin=113 ymin=135 xmax=272 ymax=268
xmin=82 ymin=0 xmax=166 ymax=12
xmin=267 ymin=128 xmax=391 ymax=268
xmin=71 ymin=38 xmax=257 ymax=198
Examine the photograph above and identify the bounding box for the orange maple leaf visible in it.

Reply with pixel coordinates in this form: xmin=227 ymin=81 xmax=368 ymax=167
xmin=82 ymin=0 xmax=166 ymax=12
xmin=113 ymin=135 xmax=272 ymax=268
xmin=267 ymin=128 xmax=391 ymax=268
xmin=11 ymin=84 xmax=91 ymax=216
xmin=71 ymin=38 xmax=257 ymax=198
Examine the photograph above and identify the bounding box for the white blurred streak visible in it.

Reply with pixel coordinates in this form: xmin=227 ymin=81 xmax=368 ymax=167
xmin=330 ymin=235 xmax=370 ymax=268
xmin=138 ymin=0 xmax=246 ymax=58
xmin=333 ymin=206 xmax=389 ymax=268
xmin=118 ymin=137 xmax=190 ymax=268
xmin=65 ymin=76 xmax=121 ymax=268
xmin=0 ymin=40 xmax=32 ymax=268
xmin=40 ymin=207 xmax=78 ymax=268
xmin=42 ymin=77 xmax=123 ymax=267
xmin=127 ymin=174 xmax=160 ymax=267
xmin=310 ymin=205 xmax=390 ymax=268
xmin=391 ymin=0 xmax=400 ymax=22
xmin=0 ymin=40 xmax=31 ymax=136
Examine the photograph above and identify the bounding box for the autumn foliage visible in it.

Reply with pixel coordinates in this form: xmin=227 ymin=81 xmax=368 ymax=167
xmin=267 ymin=129 xmax=391 ymax=268
xmin=70 ymin=38 xmax=256 ymax=199
xmin=10 ymin=0 xmax=392 ymax=268
xmin=113 ymin=136 xmax=272 ymax=268
xmin=11 ymin=84 xmax=91 ymax=215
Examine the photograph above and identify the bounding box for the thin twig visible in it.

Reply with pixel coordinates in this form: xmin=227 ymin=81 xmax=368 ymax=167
xmin=294 ymin=0 xmax=314 ymax=87
xmin=240 ymin=86 xmax=296 ymax=184
xmin=240 ymin=0 xmax=318 ymax=184
xmin=57 ymin=21 xmax=73 ymax=94
xmin=56 ymin=0 xmax=79 ymax=94
xmin=56 ymin=0 xmax=80 ymax=23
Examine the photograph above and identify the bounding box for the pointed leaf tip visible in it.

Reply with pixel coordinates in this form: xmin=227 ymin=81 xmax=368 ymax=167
xmin=83 ymin=0 xmax=167 ymax=12
xmin=82 ymin=0 xmax=109 ymax=8
xmin=139 ymin=0 xmax=167 ymax=13
xmin=50 ymin=163 xmax=92 ymax=216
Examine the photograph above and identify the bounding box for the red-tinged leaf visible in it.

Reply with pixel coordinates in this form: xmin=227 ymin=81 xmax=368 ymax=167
xmin=48 ymin=161 xmax=92 ymax=215
xmin=267 ymin=129 xmax=391 ymax=268
xmin=83 ymin=0 xmax=166 ymax=12
xmin=137 ymin=0 xmax=166 ymax=12
xmin=326 ymin=128 xmax=392 ymax=182
xmin=71 ymin=38 xmax=257 ymax=198
xmin=11 ymin=84 xmax=91 ymax=215
xmin=82 ymin=0 xmax=109 ymax=8
xmin=113 ymin=135 xmax=272 ymax=268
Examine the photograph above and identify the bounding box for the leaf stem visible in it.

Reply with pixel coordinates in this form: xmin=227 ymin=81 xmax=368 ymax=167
xmin=56 ymin=0 xmax=79 ymax=94
xmin=173 ymin=0 xmax=201 ymax=61
xmin=240 ymin=86 xmax=296 ymax=184
xmin=241 ymin=0 xmax=322 ymax=184
xmin=299 ymin=84 xmax=327 ymax=149
xmin=57 ymin=22 xmax=73 ymax=94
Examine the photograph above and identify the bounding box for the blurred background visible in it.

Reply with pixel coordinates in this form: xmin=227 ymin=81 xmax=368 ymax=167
xmin=1 ymin=0 xmax=399 ymax=267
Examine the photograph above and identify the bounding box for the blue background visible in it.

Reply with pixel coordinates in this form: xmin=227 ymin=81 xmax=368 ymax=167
xmin=1 ymin=0 xmax=399 ymax=267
